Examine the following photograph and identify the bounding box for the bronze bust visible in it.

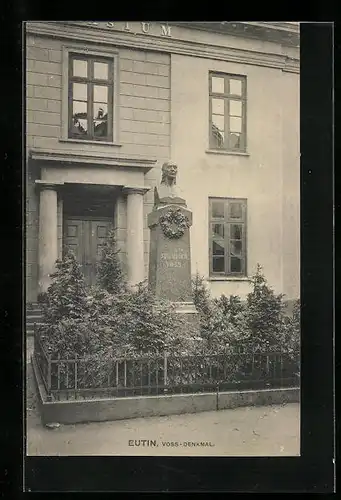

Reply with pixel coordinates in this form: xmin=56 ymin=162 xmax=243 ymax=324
xmin=154 ymin=161 xmax=186 ymax=207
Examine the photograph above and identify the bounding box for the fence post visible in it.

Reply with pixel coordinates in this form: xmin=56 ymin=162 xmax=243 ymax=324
xmin=164 ymin=351 xmax=168 ymax=394
xmin=33 ymin=325 xmax=36 ymax=362
xmin=47 ymin=354 xmax=52 ymax=402
xmin=74 ymin=353 xmax=78 ymax=400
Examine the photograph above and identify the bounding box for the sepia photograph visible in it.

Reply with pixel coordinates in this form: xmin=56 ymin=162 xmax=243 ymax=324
xmin=25 ymin=21 xmax=301 ymax=459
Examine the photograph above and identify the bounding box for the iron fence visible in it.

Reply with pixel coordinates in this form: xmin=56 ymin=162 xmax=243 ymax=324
xmin=33 ymin=331 xmax=300 ymax=402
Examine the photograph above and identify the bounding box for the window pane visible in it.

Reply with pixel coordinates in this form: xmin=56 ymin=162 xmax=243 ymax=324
xmin=230 ymin=204 xmax=243 ymax=219
xmin=211 ymin=124 xmax=224 ymax=149
xmin=211 ymin=76 xmax=225 ymax=94
xmin=73 ymin=100 xmax=87 ymax=119
xmin=73 ymin=59 xmax=88 ymax=78
xmin=94 ymin=62 xmax=109 ymax=80
xmin=229 ymin=100 xmax=242 ymax=116
xmin=93 ymin=102 xmax=108 ymax=137
xmin=230 ymin=240 xmax=243 ymax=257
xmin=230 ymin=224 xmax=242 ymax=239
xmin=230 ymin=256 xmax=242 ymax=272
xmin=212 ymin=114 xmax=225 ymax=132
xmin=94 ymin=85 xmax=108 ymax=103
xmin=230 ymin=116 xmax=242 ymax=133
xmin=230 ymin=133 xmax=241 ymax=149
xmin=71 ymin=101 xmax=88 ymax=134
xmin=212 ymin=223 xmax=224 ymax=238
xmin=212 ymin=98 xmax=225 ymax=115
xmin=213 ymin=257 xmax=225 ymax=272
xmin=213 ymin=240 xmax=225 ymax=256
xmin=229 ymin=79 xmax=242 ymax=96
xmin=211 ymin=201 xmax=224 ymax=218
xmin=73 ymin=82 xmax=87 ymax=101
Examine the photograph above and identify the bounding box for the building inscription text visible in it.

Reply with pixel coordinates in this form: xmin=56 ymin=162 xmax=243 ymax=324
xmin=85 ymin=22 xmax=172 ymax=37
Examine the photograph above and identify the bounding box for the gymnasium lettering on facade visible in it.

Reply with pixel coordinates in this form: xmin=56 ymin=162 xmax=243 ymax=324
xmin=85 ymin=22 xmax=172 ymax=37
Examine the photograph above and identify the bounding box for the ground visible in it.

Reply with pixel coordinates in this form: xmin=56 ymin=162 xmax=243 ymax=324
xmin=26 ymin=360 xmax=300 ymax=457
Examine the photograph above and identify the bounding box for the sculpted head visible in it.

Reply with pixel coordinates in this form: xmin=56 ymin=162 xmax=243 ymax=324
xmin=161 ymin=160 xmax=178 ymax=185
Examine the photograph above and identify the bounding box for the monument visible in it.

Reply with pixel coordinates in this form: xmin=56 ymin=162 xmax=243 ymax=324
xmin=148 ymin=161 xmax=198 ymax=322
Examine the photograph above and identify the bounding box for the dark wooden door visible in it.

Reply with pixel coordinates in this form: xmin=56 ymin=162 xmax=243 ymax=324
xmin=64 ymin=218 xmax=112 ymax=285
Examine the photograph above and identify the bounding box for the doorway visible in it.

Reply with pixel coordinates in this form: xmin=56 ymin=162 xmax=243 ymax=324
xmin=63 ymin=187 xmax=116 ymax=286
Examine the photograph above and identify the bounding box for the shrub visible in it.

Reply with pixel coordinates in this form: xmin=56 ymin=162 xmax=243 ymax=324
xmin=37 ymin=252 xmax=116 ymax=387
xmin=282 ymin=298 xmax=301 ymax=368
xmin=191 ymin=272 xmax=212 ymax=316
xmin=40 ymin=250 xmax=89 ymax=325
xmin=96 ymin=228 xmax=126 ymax=294
xmin=244 ymin=264 xmax=285 ymax=351
xmin=214 ymin=294 xmax=245 ymax=326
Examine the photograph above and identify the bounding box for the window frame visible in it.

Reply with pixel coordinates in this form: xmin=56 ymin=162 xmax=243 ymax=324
xmin=208 ymin=197 xmax=247 ymax=277
xmin=208 ymin=72 xmax=247 ymax=153
xmin=61 ymin=45 xmax=120 ymax=145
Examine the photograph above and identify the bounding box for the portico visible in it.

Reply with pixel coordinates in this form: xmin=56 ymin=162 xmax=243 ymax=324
xmin=31 ymin=149 xmax=156 ymax=295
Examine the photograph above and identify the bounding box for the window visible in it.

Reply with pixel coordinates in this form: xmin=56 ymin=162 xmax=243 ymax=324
xmin=209 ymin=72 xmax=247 ymax=152
xmin=209 ymin=197 xmax=247 ymax=277
xmin=68 ymin=54 xmax=114 ymax=141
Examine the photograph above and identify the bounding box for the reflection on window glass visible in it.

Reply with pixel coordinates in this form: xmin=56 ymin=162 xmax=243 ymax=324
xmin=93 ymin=102 xmax=108 ymax=137
xmin=230 ymin=224 xmax=242 ymax=240
xmin=230 ymin=100 xmax=242 ymax=116
xmin=71 ymin=118 xmax=87 ymax=135
xmin=213 ymin=256 xmax=225 ymax=272
xmin=212 ymin=114 xmax=224 ymax=132
xmin=71 ymin=101 xmax=88 ymax=135
xmin=213 ymin=240 xmax=225 ymax=255
xmin=212 ymin=201 xmax=224 ymax=218
xmin=69 ymin=56 xmax=113 ymax=141
xmin=213 ymin=223 xmax=224 ymax=238
xmin=73 ymin=100 xmax=87 ymax=117
xmin=73 ymin=59 xmax=87 ymax=78
xmin=211 ymin=76 xmax=225 ymax=93
xmin=230 ymin=204 xmax=243 ymax=219
xmin=230 ymin=256 xmax=242 ymax=272
xmin=94 ymin=62 xmax=109 ymax=80
xmin=209 ymin=197 xmax=246 ymax=276
xmin=229 ymin=79 xmax=242 ymax=96
xmin=212 ymin=98 xmax=225 ymax=115
xmin=211 ymin=124 xmax=224 ymax=148
xmin=230 ymin=133 xmax=241 ymax=149
xmin=230 ymin=240 xmax=242 ymax=257
xmin=73 ymin=82 xmax=87 ymax=101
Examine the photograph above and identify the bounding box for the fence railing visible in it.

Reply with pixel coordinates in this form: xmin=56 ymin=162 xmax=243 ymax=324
xmin=33 ymin=332 xmax=300 ymax=402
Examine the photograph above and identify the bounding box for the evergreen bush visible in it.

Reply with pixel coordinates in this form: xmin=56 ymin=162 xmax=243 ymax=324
xmin=37 ymin=251 xmax=114 ymax=387
xmin=244 ymin=264 xmax=285 ymax=351
xmin=96 ymin=228 xmax=126 ymax=294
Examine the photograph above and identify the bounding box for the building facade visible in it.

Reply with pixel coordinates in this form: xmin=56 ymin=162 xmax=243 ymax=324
xmin=25 ymin=21 xmax=300 ymax=305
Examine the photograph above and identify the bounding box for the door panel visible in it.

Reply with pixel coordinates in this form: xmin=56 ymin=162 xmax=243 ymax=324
xmin=64 ymin=218 xmax=112 ymax=286
xmin=64 ymin=219 xmax=83 ymax=263
xmin=92 ymin=221 xmax=110 ymax=264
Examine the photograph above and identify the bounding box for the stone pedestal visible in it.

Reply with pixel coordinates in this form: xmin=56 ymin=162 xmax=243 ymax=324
xmin=148 ymin=201 xmax=199 ymax=329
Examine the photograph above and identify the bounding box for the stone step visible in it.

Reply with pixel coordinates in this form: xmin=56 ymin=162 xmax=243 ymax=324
xmin=26 ymin=314 xmax=43 ymax=322
xmin=26 ymin=302 xmax=41 ymax=309
xmin=26 ymin=322 xmax=45 ymax=335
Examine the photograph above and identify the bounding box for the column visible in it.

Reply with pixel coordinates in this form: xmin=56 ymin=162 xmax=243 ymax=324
xmin=38 ymin=184 xmax=58 ymax=294
xmin=124 ymin=187 xmax=148 ymax=288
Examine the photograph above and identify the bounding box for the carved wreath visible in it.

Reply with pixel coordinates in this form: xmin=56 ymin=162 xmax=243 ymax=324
xmin=159 ymin=208 xmax=190 ymax=239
